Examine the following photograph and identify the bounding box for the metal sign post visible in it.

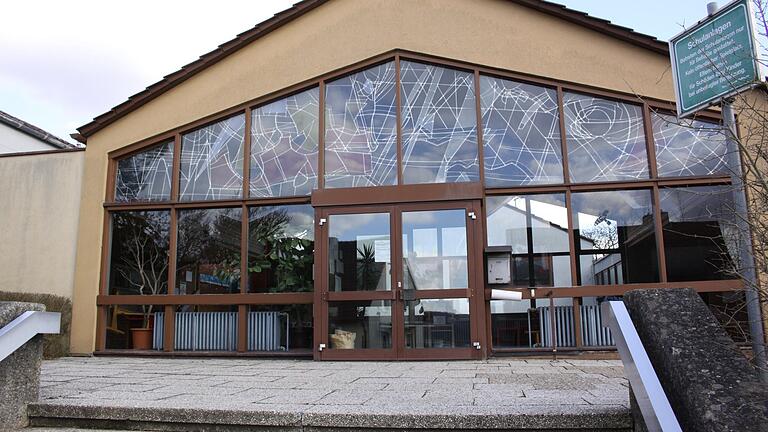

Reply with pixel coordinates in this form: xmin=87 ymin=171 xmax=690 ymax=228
xmin=671 ymin=1 xmax=768 ymax=382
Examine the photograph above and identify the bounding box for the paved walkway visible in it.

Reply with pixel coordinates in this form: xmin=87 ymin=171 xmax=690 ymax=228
xmin=33 ymin=357 xmax=630 ymax=430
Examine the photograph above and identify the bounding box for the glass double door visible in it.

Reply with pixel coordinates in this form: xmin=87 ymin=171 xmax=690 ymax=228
xmin=316 ymin=201 xmax=484 ymax=360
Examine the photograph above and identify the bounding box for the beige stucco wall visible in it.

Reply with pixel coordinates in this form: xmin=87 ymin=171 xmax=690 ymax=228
xmin=0 ymin=150 xmax=84 ymax=299
xmin=70 ymin=0 xmax=679 ymax=353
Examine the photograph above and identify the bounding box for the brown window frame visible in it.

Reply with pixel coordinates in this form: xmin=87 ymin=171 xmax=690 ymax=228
xmin=97 ymin=49 xmax=743 ymax=356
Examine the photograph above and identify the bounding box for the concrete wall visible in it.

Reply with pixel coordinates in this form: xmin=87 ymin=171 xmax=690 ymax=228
xmin=69 ymin=0 xmax=679 ymax=353
xmin=0 ymin=123 xmax=59 ymax=154
xmin=0 ymin=150 xmax=84 ymax=300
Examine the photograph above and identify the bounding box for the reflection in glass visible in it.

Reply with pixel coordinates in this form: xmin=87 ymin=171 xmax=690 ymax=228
xmin=325 ymin=62 xmax=398 ymax=188
xmin=402 ymin=209 xmax=467 ymax=290
xmin=247 ymin=205 xmax=314 ymax=293
xmin=179 ymin=115 xmax=245 ymax=201
xmin=328 ymin=213 xmax=391 ymax=291
xmin=480 ymin=76 xmax=563 ymax=186
xmin=104 ymin=304 xmax=163 ymax=350
xmin=250 ymin=88 xmax=319 ymax=197
xmin=328 ymin=300 xmax=392 ymax=349
xmin=175 ymin=208 xmax=242 ymax=294
xmin=247 ymin=304 xmax=313 ymax=352
xmin=404 ymin=299 xmax=470 ymax=349
xmin=172 ymin=305 xmax=238 ymax=351
xmin=660 ymin=186 xmax=737 ymax=281
xmin=109 ymin=211 xmax=170 ymax=296
xmin=491 ymin=298 xmax=574 ymax=348
xmin=486 ymin=194 xmax=571 ymax=286
xmin=563 ymin=93 xmax=648 ymax=183
xmin=652 ymin=113 xmax=731 ymax=178
xmin=115 ymin=142 xmax=173 ymax=202
xmin=400 ymin=61 xmax=479 ymax=184
xmin=571 ymin=190 xmax=658 ymax=284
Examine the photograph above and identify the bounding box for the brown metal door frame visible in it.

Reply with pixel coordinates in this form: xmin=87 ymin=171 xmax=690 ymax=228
xmin=316 ymin=204 xmax=399 ymax=360
xmin=316 ymin=200 xmax=484 ymax=361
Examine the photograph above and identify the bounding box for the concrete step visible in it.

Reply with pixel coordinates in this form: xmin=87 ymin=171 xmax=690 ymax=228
xmin=27 ymin=401 xmax=632 ymax=431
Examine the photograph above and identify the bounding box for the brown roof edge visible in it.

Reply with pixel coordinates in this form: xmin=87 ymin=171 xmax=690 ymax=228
xmin=76 ymin=0 xmax=669 ymax=140
xmin=510 ymin=0 xmax=668 ymax=55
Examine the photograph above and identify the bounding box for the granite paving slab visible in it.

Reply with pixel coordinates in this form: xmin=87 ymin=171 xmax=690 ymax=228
xmin=31 ymin=356 xmax=631 ymax=430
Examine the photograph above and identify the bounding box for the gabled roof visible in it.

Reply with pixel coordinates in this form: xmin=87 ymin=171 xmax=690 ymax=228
xmin=0 ymin=109 xmax=78 ymax=149
xmin=74 ymin=0 xmax=669 ymax=143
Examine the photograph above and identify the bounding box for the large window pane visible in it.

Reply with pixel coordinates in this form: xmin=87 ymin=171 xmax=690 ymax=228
xmin=328 ymin=300 xmax=392 ymax=349
xmin=402 ymin=209 xmax=468 ymax=290
xmin=572 ymin=189 xmax=658 ymax=284
xmin=115 ymin=142 xmax=173 ymax=202
xmin=652 ymin=113 xmax=731 ymax=178
xmin=660 ymin=186 xmax=737 ymax=281
xmin=324 ymin=62 xmax=398 ymax=188
xmin=328 ymin=213 xmax=391 ymax=292
xmin=404 ymin=299 xmax=470 ymax=349
xmin=400 ymin=61 xmax=479 ymax=184
xmin=179 ymin=115 xmax=245 ymax=201
xmin=247 ymin=205 xmax=314 ymax=293
xmin=250 ymin=88 xmax=319 ymax=197
xmin=563 ymin=93 xmax=648 ymax=183
xmin=486 ymin=194 xmax=571 ymax=287
xmin=109 ymin=211 xmax=170 ymax=295
xmin=175 ymin=208 xmax=242 ymax=294
xmin=480 ymin=76 xmax=563 ymax=186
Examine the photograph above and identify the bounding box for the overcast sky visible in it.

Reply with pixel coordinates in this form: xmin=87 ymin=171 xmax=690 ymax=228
xmin=0 ymin=1 xmax=730 ymax=142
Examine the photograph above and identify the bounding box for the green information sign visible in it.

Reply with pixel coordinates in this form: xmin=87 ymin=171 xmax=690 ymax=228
xmin=670 ymin=0 xmax=760 ymax=117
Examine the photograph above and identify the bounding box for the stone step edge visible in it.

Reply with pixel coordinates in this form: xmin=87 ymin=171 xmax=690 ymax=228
xmin=28 ymin=403 xmax=632 ymax=430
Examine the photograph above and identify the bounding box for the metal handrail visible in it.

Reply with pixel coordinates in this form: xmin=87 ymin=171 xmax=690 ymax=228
xmin=0 ymin=311 xmax=61 ymax=362
xmin=601 ymin=301 xmax=682 ymax=432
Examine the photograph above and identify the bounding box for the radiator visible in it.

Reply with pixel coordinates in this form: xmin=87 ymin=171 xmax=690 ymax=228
xmin=152 ymin=311 xmax=287 ymax=351
xmin=580 ymin=304 xmax=614 ymax=347
xmin=538 ymin=305 xmax=614 ymax=348
xmin=539 ymin=306 xmax=576 ymax=347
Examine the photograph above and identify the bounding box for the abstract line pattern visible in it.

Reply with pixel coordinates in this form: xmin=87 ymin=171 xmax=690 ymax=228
xmin=115 ymin=141 xmax=173 ymax=202
xmin=179 ymin=115 xmax=245 ymax=201
xmin=324 ymin=62 xmax=398 ymax=188
xmin=563 ymin=93 xmax=648 ymax=183
xmin=480 ymin=76 xmax=563 ymax=186
xmin=652 ymin=113 xmax=730 ymax=177
xmin=400 ymin=61 xmax=479 ymax=184
xmin=251 ymin=88 xmax=319 ymax=197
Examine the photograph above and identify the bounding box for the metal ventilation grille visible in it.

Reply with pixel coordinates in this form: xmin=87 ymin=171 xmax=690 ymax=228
xmin=152 ymin=311 xmax=288 ymax=351
xmin=580 ymin=304 xmax=614 ymax=347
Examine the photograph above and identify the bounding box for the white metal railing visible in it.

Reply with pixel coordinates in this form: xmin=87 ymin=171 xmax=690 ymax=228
xmin=0 ymin=311 xmax=60 ymax=362
xmin=601 ymin=301 xmax=681 ymax=432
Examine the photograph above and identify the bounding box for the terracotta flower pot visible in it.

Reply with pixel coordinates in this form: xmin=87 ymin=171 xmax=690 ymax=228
xmin=131 ymin=327 xmax=153 ymax=350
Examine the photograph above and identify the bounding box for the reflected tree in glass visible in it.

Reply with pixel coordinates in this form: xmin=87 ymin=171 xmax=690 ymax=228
xmin=109 ymin=211 xmax=170 ymax=326
xmin=175 ymin=208 xmax=242 ymax=294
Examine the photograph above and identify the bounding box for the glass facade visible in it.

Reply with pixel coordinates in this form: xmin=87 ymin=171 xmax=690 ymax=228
xmin=179 ymin=115 xmax=245 ymax=201
xmin=175 ymin=208 xmax=242 ymax=295
xmin=325 ymin=62 xmax=398 ymax=188
xmin=250 ymin=88 xmax=319 ymax=197
xmin=563 ymin=93 xmax=648 ymax=183
xmin=571 ymin=189 xmax=658 ymax=285
xmin=480 ymin=77 xmax=563 ymax=186
xmin=115 ymin=142 xmax=173 ymax=202
xmin=103 ymin=53 xmax=744 ymax=356
xmin=400 ymin=61 xmax=479 ymax=184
